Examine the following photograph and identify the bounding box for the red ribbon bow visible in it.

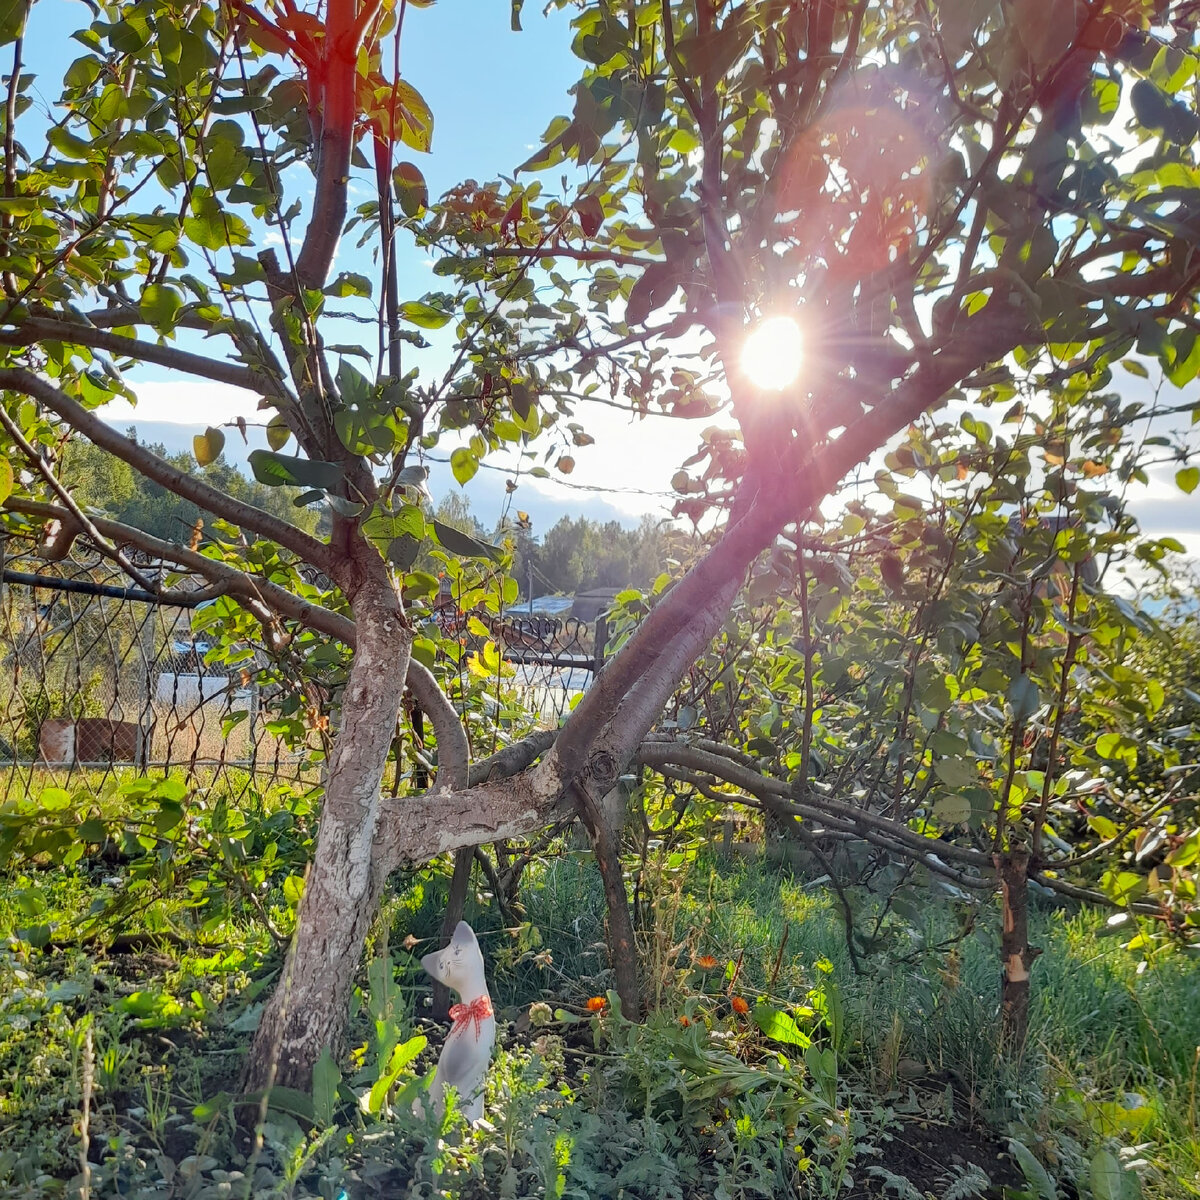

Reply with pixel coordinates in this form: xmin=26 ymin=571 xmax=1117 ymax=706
xmin=449 ymin=995 xmax=493 ymax=1041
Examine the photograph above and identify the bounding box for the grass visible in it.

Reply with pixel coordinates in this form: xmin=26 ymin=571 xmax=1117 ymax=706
xmin=1 ymin=809 xmax=1198 ymax=1198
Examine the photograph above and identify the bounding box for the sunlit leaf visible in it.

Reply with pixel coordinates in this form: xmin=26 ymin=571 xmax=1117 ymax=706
xmin=399 ymin=300 xmax=453 ymax=329
xmin=193 ymin=426 xmax=225 ymax=467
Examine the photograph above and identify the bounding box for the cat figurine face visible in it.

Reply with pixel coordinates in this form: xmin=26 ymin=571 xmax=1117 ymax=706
xmin=421 ymin=921 xmax=487 ymax=996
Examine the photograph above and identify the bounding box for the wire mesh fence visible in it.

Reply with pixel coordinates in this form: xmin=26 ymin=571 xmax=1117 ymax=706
xmin=0 ymin=529 xmax=609 ymax=801
xmin=0 ymin=530 xmax=311 ymax=800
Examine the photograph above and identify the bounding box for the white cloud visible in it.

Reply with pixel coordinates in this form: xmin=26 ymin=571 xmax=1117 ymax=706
xmin=102 ymin=380 xmax=260 ymax=426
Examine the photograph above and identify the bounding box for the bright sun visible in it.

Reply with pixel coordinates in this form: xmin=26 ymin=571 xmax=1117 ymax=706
xmin=740 ymin=315 xmax=804 ymax=392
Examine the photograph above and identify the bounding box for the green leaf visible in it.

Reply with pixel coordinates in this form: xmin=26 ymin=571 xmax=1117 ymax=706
xmin=212 ymin=94 xmax=271 ymax=114
xmin=193 ymin=426 xmax=225 ymax=467
xmin=386 ymin=535 xmax=421 ymax=569
xmin=362 ymin=504 xmax=425 ymax=567
xmin=311 ymin=1046 xmax=341 ymax=1128
xmin=933 ymin=793 xmax=972 ymax=825
xmin=154 ymin=800 xmax=183 ymax=834
xmin=327 ymin=272 xmax=372 ymax=299
xmin=1166 ymin=831 xmax=1200 ymax=869
xmin=934 ymin=757 xmax=976 ymax=788
xmin=1008 ymin=676 xmax=1039 ymax=723
xmin=335 ymin=357 xmax=372 ymax=407
xmin=751 ymin=1004 xmax=810 ymax=1047
xmin=262 ymin=1086 xmax=314 ymax=1121
xmin=326 ymin=494 xmax=364 ymax=518
xmin=0 ymin=455 xmax=12 ymax=505
xmin=248 ymin=449 xmax=343 ymax=491
xmin=402 ymin=571 xmax=440 ymax=601
xmin=183 ymin=193 xmax=250 ymax=250
xmin=1089 ymin=1150 xmax=1124 ymax=1200
xmin=0 ymin=0 xmax=27 ymax=44
xmin=64 ymin=54 xmax=101 ymax=90
xmin=0 ymin=195 xmax=39 ymax=216
xmin=333 ymin=407 xmax=395 ymax=457
xmin=432 ymin=518 xmax=504 ymax=562
xmin=803 ymin=1044 xmax=838 ymax=1107
xmin=399 ymin=300 xmax=453 ymax=329
xmin=282 ymin=874 xmax=305 ymax=908
xmin=367 ymin=1034 xmax=427 ymax=1115
xmin=394 ymin=79 xmax=434 ymax=152
xmin=1095 ymin=733 xmax=1137 ymax=769
xmin=192 ymin=1092 xmax=233 ymax=1122
xmin=393 ymin=161 xmax=428 ymax=218
xmin=266 ymin=415 xmax=290 ymax=451
xmin=1175 ymin=466 xmax=1199 ymax=494
xmin=47 ymin=125 xmax=92 ymax=159
xmin=450 ymin=447 xmax=477 ymax=486
xmin=1008 ymin=1139 xmax=1058 ymax=1200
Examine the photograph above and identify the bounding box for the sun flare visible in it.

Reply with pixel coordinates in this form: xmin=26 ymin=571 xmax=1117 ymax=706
xmin=740 ymin=316 xmax=804 ymax=392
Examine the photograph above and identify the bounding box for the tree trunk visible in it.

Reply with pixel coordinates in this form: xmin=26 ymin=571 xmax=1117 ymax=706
xmin=432 ymin=847 xmax=473 ymax=1020
xmin=996 ymin=848 xmax=1039 ymax=1052
xmin=244 ymin=586 xmax=410 ymax=1093
xmin=574 ymin=785 xmax=641 ymax=1019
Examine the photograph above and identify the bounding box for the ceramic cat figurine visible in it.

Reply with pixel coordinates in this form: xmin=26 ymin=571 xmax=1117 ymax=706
xmin=415 ymin=920 xmax=495 ymax=1124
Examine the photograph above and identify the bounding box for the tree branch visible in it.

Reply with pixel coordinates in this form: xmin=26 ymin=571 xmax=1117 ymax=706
xmin=376 ymin=765 xmax=566 ymax=874
xmin=0 ymin=317 xmax=287 ymax=398
xmin=3 ymin=498 xmax=351 ymax=639
xmin=406 ymin=659 xmax=469 ymax=792
xmin=0 ymin=407 xmax=160 ymax=593
xmin=638 ymin=739 xmax=993 ymax=872
xmin=0 ymin=367 xmax=335 ymax=572
xmin=500 ymin=242 xmax=658 ymax=269
xmin=294 ymin=0 xmax=359 ymax=289
xmin=583 ymin=570 xmax=744 ymax=793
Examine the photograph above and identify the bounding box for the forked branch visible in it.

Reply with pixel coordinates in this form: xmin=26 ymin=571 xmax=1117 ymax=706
xmin=0 ymin=367 xmax=335 ymax=572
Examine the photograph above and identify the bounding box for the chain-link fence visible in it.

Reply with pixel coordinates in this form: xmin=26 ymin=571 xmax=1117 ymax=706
xmin=0 ymin=530 xmax=310 ymax=800
xmin=0 ymin=526 xmax=612 ymax=800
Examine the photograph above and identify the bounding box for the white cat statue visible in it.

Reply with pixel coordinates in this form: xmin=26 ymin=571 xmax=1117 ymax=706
xmin=414 ymin=920 xmax=495 ymax=1125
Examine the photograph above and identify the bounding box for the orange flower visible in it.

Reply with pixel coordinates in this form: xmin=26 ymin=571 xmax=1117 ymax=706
xmin=694 ymin=955 xmax=718 ymax=970
xmin=586 ymin=996 xmax=607 ymax=1013
xmin=678 ymin=1015 xmax=691 ymax=1027
xmin=730 ymin=995 xmax=750 ymax=1015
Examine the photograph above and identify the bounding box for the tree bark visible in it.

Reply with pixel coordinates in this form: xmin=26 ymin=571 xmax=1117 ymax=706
xmin=432 ymin=848 xmax=474 ymax=1020
xmin=996 ymin=848 xmax=1039 ymax=1053
xmin=243 ymin=582 xmax=410 ymax=1093
xmin=574 ymin=784 xmax=641 ymax=1019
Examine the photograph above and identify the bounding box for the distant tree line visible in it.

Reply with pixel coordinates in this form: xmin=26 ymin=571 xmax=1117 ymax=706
xmin=57 ymin=443 xmax=678 ymax=601
xmin=526 ymin=514 xmax=670 ymax=598
xmin=60 ymin=432 xmax=321 ymax=542
xmin=419 ymin=493 xmax=685 ymax=600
